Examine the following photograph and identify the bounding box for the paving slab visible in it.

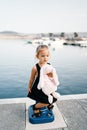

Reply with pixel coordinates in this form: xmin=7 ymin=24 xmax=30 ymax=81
xmin=0 ymin=103 xmax=25 ymax=130
xmin=77 ymin=99 xmax=87 ymax=112
xmin=57 ymin=99 xmax=87 ymax=130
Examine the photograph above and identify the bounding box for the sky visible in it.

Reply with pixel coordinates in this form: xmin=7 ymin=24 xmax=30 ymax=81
xmin=0 ymin=0 xmax=87 ymax=33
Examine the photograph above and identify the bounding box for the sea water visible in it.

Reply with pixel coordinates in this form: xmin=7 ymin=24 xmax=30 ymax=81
xmin=0 ymin=39 xmax=87 ymax=98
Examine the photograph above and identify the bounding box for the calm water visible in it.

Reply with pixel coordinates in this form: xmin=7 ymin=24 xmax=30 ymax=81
xmin=0 ymin=39 xmax=87 ymax=99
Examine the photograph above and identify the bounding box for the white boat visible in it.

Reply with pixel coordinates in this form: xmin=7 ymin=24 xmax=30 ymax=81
xmin=77 ymin=40 xmax=87 ymax=47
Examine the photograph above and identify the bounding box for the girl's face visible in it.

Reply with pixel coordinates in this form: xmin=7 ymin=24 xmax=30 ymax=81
xmin=37 ymin=49 xmax=50 ymax=64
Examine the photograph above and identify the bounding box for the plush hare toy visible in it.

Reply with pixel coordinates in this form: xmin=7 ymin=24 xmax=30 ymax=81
xmin=38 ymin=63 xmax=60 ymax=104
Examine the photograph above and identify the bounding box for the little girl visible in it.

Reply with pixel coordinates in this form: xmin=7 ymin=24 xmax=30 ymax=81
xmin=27 ymin=45 xmax=59 ymax=117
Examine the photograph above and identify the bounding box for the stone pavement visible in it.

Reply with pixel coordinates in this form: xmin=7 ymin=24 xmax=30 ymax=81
xmin=57 ymin=96 xmax=87 ymax=130
xmin=0 ymin=94 xmax=87 ymax=130
xmin=0 ymin=103 xmax=25 ymax=130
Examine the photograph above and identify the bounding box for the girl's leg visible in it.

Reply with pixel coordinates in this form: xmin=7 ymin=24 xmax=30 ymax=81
xmin=35 ymin=97 xmax=57 ymax=110
xmin=34 ymin=102 xmax=54 ymax=112
xmin=33 ymin=98 xmax=57 ymax=116
xmin=32 ymin=103 xmax=49 ymax=117
xmin=35 ymin=102 xmax=49 ymax=108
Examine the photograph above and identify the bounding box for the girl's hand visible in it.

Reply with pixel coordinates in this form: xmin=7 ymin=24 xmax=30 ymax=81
xmin=28 ymin=87 xmax=32 ymax=93
xmin=47 ymin=72 xmax=53 ymax=78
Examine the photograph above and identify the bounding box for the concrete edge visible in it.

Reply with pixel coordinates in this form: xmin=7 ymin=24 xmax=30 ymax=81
xmin=58 ymin=94 xmax=87 ymax=100
xmin=0 ymin=94 xmax=87 ymax=104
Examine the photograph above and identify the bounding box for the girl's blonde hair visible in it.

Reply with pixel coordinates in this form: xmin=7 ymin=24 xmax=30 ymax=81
xmin=36 ymin=45 xmax=49 ymax=56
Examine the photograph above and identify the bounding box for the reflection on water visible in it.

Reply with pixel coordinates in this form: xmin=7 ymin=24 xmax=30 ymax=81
xmin=0 ymin=39 xmax=87 ymax=98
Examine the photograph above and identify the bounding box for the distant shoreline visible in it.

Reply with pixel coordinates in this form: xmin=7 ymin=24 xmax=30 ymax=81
xmin=0 ymin=34 xmax=37 ymax=40
xmin=0 ymin=32 xmax=87 ymax=41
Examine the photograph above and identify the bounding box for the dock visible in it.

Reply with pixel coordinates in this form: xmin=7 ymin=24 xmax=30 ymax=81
xmin=0 ymin=94 xmax=87 ymax=130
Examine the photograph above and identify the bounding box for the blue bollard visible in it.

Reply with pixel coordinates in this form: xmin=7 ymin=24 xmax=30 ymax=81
xmin=28 ymin=105 xmax=54 ymax=124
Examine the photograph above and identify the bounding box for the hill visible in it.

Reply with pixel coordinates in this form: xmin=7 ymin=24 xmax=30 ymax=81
xmin=0 ymin=31 xmax=19 ymax=35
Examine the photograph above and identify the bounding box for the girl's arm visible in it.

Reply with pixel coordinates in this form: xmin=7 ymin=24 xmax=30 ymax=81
xmin=47 ymin=69 xmax=59 ymax=86
xmin=28 ymin=65 xmax=37 ymax=93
